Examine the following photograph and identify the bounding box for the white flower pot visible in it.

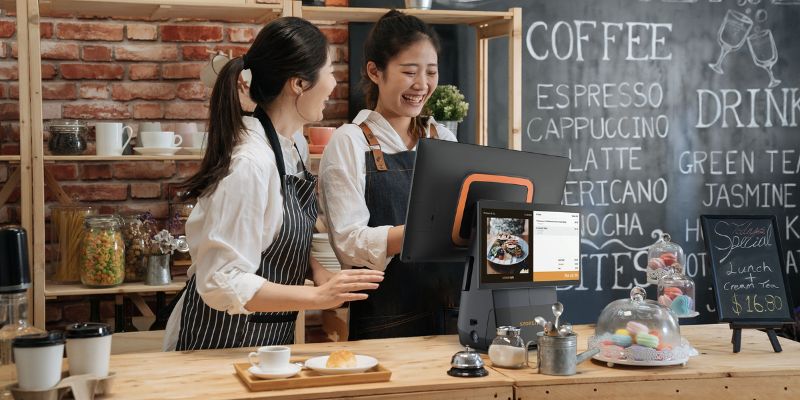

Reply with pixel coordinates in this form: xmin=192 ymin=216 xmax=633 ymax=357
xmin=439 ymin=120 xmax=459 ymax=135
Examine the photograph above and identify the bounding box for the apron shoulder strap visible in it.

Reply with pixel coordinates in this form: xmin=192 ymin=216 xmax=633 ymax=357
xmin=359 ymin=122 xmax=388 ymax=172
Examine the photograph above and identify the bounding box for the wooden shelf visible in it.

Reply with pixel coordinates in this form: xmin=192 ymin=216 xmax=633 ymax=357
xmin=27 ymin=0 xmax=286 ymax=23
xmin=44 ymin=276 xmax=187 ymax=297
xmin=44 ymin=155 xmax=203 ymax=162
xmin=299 ymin=5 xmax=513 ymax=25
xmin=0 ymin=155 xmax=21 ymax=162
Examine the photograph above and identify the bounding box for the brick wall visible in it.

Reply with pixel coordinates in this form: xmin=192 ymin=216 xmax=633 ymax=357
xmin=0 ymin=0 xmax=350 ymax=330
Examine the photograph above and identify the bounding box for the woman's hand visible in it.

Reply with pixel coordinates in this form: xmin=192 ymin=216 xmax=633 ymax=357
xmin=312 ymin=269 xmax=384 ymax=310
xmin=310 ymin=256 xmax=334 ymax=286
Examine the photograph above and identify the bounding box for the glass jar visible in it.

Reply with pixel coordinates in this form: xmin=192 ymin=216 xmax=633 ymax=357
xmin=48 ymin=120 xmax=88 ymax=155
xmin=488 ymin=326 xmax=527 ymax=368
xmin=658 ymin=272 xmax=697 ymax=317
xmin=80 ymin=215 xmax=125 ymax=287
xmin=588 ymin=287 xmax=695 ymax=366
xmin=120 ymin=214 xmax=150 ymax=282
xmin=646 ymin=232 xmax=686 ymax=284
xmin=50 ymin=205 xmax=96 ymax=283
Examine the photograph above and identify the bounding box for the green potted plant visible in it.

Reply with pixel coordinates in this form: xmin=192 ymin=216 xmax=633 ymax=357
xmin=423 ymin=85 xmax=469 ymax=134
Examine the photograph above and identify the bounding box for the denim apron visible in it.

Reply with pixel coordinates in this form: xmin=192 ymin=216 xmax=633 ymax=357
xmin=347 ymin=122 xmax=463 ymax=340
xmin=175 ymin=108 xmax=316 ymax=350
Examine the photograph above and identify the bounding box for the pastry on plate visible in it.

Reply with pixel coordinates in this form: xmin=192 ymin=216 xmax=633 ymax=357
xmin=326 ymin=350 xmax=357 ymax=368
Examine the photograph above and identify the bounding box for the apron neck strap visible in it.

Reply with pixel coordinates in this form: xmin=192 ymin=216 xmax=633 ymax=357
xmin=254 ymin=106 xmax=287 ymax=179
xmin=359 ymin=122 xmax=388 ymax=171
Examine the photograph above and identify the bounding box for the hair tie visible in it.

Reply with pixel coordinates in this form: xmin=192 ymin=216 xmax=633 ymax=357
xmin=241 ymin=53 xmax=251 ymax=70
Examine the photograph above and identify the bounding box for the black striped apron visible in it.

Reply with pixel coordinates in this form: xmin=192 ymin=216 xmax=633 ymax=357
xmin=175 ymin=110 xmax=317 ymax=350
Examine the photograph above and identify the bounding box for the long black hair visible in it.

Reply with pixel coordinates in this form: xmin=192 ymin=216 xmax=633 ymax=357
xmin=180 ymin=17 xmax=329 ymax=199
xmin=361 ymin=10 xmax=441 ymax=139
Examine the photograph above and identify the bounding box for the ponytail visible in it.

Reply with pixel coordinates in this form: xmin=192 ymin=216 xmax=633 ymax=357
xmin=178 ymin=57 xmax=246 ymax=200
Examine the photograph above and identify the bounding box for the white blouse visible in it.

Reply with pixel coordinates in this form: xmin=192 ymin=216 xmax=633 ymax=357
xmin=163 ymin=116 xmax=307 ymax=351
xmin=319 ymin=109 xmax=456 ymax=272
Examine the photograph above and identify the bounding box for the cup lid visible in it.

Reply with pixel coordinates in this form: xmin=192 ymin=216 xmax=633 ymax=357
xmin=13 ymin=331 xmax=65 ymax=348
xmin=65 ymin=322 xmax=113 ymax=338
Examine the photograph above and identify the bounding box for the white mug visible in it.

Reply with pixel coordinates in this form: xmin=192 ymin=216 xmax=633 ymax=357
xmin=140 ymin=131 xmax=182 ymax=148
xmin=248 ymin=345 xmax=290 ymax=371
xmin=200 ymin=53 xmax=231 ymax=88
xmin=139 ymin=122 xmax=162 ymax=133
xmin=95 ymin=122 xmax=133 ymax=156
xmin=183 ymin=131 xmax=207 ymax=148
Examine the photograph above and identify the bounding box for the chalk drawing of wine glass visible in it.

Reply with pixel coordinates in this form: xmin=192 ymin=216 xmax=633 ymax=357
xmin=708 ymin=10 xmax=754 ymax=74
xmin=747 ymin=29 xmax=781 ymax=88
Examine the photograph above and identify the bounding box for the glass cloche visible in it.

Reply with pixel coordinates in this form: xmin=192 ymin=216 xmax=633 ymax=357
xmin=646 ymin=232 xmax=686 ymax=284
xmin=588 ymin=287 xmax=696 ymax=367
xmin=658 ymin=271 xmax=697 ymax=318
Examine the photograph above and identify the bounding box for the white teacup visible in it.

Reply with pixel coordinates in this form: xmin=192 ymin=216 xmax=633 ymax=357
xmin=183 ymin=131 xmax=207 ymax=148
xmin=95 ymin=122 xmax=133 ymax=156
xmin=140 ymin=131 xmax=182 ymax=148
xmin=248 ymin=345 xmax=291 ymax=372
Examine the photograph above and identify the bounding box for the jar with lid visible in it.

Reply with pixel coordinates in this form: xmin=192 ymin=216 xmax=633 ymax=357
xmin=50 ymin=205 xmax=96 ymax=283
xmin=47 ymin=119 xmax=87 ymax=155
xmin=646 ymin=232 xmax=685 ymax=284
xmin=488 ymin=326 xmax=528 ymax=368
xmin=658 ymin=271 xmax=697 ymax=317
xmin=80 ymin=215 xmax=125 ymax=287
xmin=120 ymin=214 xmax=150 ymax=282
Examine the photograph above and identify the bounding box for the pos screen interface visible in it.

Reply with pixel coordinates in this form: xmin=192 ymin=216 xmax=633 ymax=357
xmin=478 ymin=201 xmax=581 ymax=290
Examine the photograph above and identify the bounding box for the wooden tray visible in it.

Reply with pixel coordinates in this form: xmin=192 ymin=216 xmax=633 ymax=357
xmin=233 ymin=360 xmax=391 ymax=391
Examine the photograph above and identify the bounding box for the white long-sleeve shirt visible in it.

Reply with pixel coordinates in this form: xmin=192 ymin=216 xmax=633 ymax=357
xmin=319 ymin=109 xmax=456 ymax=271
xmin=163 ymin=116 xmax=307 ymax=351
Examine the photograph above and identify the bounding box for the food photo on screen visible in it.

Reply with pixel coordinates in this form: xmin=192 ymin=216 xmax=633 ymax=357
xmin=485 ymin=217 xmax=531 ymax=277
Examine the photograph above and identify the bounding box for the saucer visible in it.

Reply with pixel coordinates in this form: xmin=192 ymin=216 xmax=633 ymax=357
xmin=303 ymin=355 xmax=378 ymax=375
xmin=247 ymin=363 xmax=301 ymax=379
xmin=133 ymin=147 xmax=180 ymax=156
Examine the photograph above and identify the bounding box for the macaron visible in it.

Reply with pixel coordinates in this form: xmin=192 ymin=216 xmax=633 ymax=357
xmin=635 ymin=333 xmax=660 ymax=349
xmin=626 ymin=321 xmax=649 ymax=335
xmin=670 ymin=295 xmax=692 ymax=316
xmin=614 ymin=328 xmax=631 ymax=336
xmin=648 ymin=257 xmax=666 ymax=270
xmin=611 ymin=334 xmax=633 ymax=347
xmin=663 ymin=287 xmax=683 ymax=300
xmin=601 ymin=344 xmax=625 ymax=359
xmin=658 ymin=294 xmax=673 ymax=307
xmin=660 ymin=253 xmax=677 ymax=266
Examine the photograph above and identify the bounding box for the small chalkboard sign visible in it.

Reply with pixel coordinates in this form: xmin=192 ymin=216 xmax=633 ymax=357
xmin=701 ymin=215 xmax=793 ymax=353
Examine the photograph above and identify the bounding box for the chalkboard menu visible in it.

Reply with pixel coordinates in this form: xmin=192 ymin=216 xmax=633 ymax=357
xmin=701 ymin=215 xmax=793 ymax=323
xmin=459 ymin=0 xmax=800 ymax=324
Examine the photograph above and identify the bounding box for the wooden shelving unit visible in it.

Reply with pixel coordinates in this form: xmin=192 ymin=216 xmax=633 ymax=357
xmin=44 ymin=155 xmax=204 ymax=162
xmin=45 ymin=277 xmax=187 ymax=298
xmin=14 ymin=0 xmax=521 ymax=331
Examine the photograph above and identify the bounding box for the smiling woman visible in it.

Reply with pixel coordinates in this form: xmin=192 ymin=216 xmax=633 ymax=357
xmin=319 ymin=9 xmax=464 ymax=341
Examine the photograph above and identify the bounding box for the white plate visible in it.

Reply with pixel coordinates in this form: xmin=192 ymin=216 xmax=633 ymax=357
xmin=486 ymin=234 xmax=529 ymax=265
xmin=592 ymin=354 xmax=688 ymax=367
xmin=248 ymin=363 xmax=301 ymax=379
xmin=303 ymin=355 xmax=378 ymax=375
xmin=133 ymin=147 xmax=180 ymax=156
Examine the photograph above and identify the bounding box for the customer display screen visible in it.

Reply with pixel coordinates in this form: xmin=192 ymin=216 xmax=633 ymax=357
xmin=480 ymin=207 xmax=580 ymax=286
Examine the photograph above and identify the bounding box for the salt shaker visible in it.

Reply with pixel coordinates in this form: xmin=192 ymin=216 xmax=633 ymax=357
xmin=487 ymin=326 xmax=528 ymax=369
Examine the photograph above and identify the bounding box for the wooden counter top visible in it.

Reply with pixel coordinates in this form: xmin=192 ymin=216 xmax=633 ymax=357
xmin=493 ymin=324 xmax=800 ymax=399
xmin=2 ymin=324 xmax=798 ymax=399
xmin=103 ymin=335 xmax=513 ymax=399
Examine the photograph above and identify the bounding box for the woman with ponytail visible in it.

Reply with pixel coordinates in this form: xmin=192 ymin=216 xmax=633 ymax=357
xmin=319 ymin=10 xmax=461 ymax=340
xmin=163 ymin=17 xmax=383 ymax=351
